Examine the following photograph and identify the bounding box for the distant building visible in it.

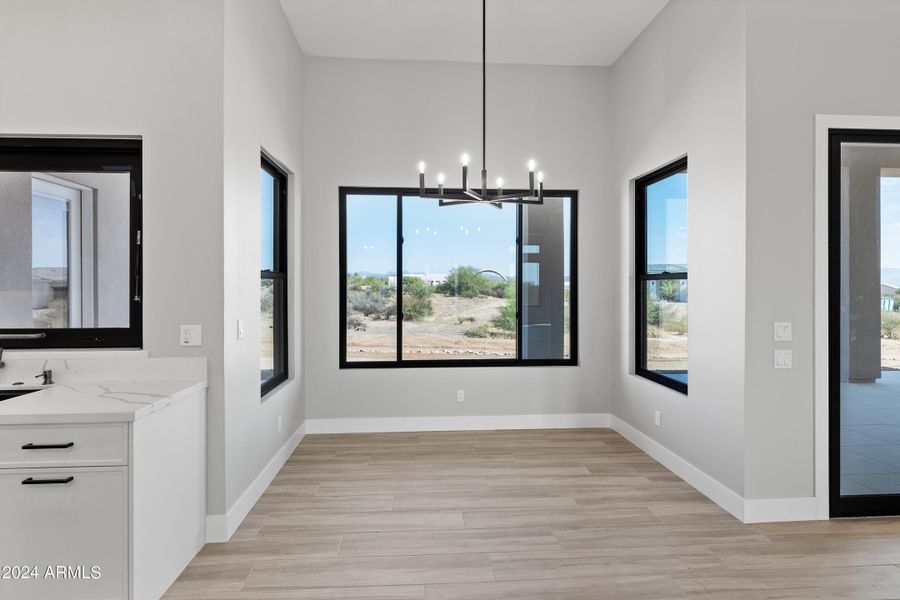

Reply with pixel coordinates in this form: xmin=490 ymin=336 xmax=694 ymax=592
xmin=882 ymin=283 xmax=898 ymax=311
xmin=388 ymin=273 xmax=448 ymax=287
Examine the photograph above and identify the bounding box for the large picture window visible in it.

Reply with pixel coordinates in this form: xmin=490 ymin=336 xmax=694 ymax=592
xmin=635 ymin=158 xmax=688 ymax=393
xmin=340 ymin=187 xmax=577 ymax=367
xmin=260 ymin=155 xmax=289 ymax=395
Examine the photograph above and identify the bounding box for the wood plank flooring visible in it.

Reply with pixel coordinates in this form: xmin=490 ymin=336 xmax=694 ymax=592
xmin=163 ymin=429 xmax=900 ymax=599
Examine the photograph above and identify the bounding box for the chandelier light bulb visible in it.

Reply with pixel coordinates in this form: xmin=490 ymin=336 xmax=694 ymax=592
xmin=527 ymin=159 xmax=536 ymax=171
xmin=537 ymin=171 xmax=544 ymax=183
xmin=461 ymin=153 xmax=470 ymax=166
xmin=418 ymin=161 xmax=426 ymax=174
xmin=496 ymin=177 xmax=504 ymax=188
xmin=437 ymin=173 xmax=445 ymax=185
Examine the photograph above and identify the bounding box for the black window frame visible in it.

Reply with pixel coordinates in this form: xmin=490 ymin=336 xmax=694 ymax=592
xmin=0 ymin=137 xmax=142 ymax=349
xmin=634 ymin=157 xmax=688 ymax=394
xmin=339 ymin=186 xmax=578 ymax=369
xmin=260 ymin=154 xmax=289 ymax=396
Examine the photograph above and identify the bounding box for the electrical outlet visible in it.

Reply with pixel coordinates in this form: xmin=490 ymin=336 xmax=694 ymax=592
xmin=180 ymin=325 xmax=202 ymax=347
xmin=277 ymin=416 xmax=283 ymax=433
xmin=456 ymin=389 xmax=465 ymax=403
xmin=654 ymin=410 xmax=661 ymax=427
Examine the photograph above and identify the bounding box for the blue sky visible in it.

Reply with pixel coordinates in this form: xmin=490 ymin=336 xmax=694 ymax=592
xmin=345 ymin=194 xmax=571 ymax=277
xmin=882 ymin=177 xmax=900 ymax=270
xmin=260 ymin=169 xmax=275 ymax=271
xmin=645 ymin=172 xmax=688 ymax=272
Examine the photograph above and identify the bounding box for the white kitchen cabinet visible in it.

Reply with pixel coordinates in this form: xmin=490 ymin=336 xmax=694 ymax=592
xmin=0 ymin=467 xmax=128 ymax=600
xmin=0 ymin=384 xmax=206 ymax=600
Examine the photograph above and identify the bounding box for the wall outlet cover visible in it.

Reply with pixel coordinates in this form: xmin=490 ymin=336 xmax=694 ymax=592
xmin=654 ymin=410 xmax=661 ymax=427
xmin=180 ymin=324 xmax=202 ymax=347
xmin=456 ymin=389 xmax=465 ymax=403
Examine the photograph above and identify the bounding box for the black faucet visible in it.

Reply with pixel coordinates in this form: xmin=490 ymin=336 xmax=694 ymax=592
xmin=35 ymin=370 xmax=53 ymax=385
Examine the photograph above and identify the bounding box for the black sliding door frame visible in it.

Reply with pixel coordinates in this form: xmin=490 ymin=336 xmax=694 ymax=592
xmin=339 ymin=186 xmax=578 ymax=369
xmin=828 ymin=128 xmax=900 ymax=517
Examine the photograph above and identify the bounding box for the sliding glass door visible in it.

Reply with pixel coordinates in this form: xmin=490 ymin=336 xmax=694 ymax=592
xmin=830 ymin=129 xmax=900 ymax=516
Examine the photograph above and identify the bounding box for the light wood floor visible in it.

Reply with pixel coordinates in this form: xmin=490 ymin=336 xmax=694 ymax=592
xmin=164 ymin=429 xmax=900 ymax=599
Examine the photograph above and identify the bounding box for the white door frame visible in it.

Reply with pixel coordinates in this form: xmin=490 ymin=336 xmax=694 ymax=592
xmin=814 ymin=114 xmax=900 ymax=519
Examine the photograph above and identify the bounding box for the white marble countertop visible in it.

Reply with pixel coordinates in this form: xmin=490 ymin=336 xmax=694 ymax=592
xmin=0 ymin=356 xmax=208 ymax=425
xmin=0 ymin=380 xmax=207 ymax=425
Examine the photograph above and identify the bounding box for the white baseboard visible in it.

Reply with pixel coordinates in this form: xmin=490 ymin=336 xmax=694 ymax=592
xmin=610 ymin=416 xmax=746 ymax=521
xmin=744 ymin=497 xmax=818 ymax=523
xmin=205 ymin=422 xmax=306 ymax=543
xmin=304 ymin=412 xmax=611 ymax=434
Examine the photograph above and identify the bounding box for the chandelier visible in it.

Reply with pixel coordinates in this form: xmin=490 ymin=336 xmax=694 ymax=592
xmin=416 ymin=0 xmax=545 ymax=207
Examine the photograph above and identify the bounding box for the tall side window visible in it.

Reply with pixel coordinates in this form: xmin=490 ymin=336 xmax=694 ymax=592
xmin=635 ymin=158 xmax=688 ymax=393
xmin=340 ymin=187 xmax=577 ymax=368
xmin=260 ymin=155 xmax=288 ymax=396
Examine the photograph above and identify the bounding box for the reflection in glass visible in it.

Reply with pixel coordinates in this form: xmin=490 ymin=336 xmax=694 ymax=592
xmin=0 ymin=171 xmax=130 ymax=329
xmin=838 ymin=144 xmax=900 ymax=497
xmin=522 ymin=196 xmax=572 ymax=360
xmin=402 ymin=197 xmax=516 ymax=360
xmin=345 ymin=195 xmax=398 ymax=361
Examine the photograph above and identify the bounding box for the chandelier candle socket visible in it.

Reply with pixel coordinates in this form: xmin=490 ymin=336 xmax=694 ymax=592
xmin=415 ymin=0 xmax=546 ymax=207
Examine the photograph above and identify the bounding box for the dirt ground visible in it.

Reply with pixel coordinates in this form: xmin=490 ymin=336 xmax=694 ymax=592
xmin=883 ymin=338 xmax=900 ymax=370
xmin=348 ymin=295 xmax=515 ymax=361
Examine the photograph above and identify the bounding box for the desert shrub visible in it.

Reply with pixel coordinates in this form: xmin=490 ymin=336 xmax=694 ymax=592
xmin=457 ymin=315 xmax=476 ymax=324
xmin=437 ymin=266 xmax=505 ymax=298
xmin=402 ymin=276 xmax=433 ymax=321
xmin=464 ymin=324 xmax=492 ymax=338
xmin=347 ymin=314 xmax=367 ymax=331
xmin=659 ymin=279 xmax=679 ymax=302
xmin=348 ymin=289 xmax=395 ymax=319
xmin=493 ymin=282 xmax=517 ymax=332
xmin=646 ymin=294 xmax=660 ymax=327
xmin=883 ymin=311 xmax=900 ymax=339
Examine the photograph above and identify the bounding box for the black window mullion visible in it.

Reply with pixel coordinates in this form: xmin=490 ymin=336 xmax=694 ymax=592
xmin=396 ymin=193 xmax=404 ymax=364
xmin=516 ymin=203 xmax=523 ymax=362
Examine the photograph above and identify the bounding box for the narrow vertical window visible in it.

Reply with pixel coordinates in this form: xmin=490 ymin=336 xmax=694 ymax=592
xmin=635 ymin=158 xmax=688 ymax=393
xmin=260 ymin=155 xmax=288 ymax=396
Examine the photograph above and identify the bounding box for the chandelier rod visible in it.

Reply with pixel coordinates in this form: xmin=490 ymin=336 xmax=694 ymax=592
xmin=482 ymin=0 xmax=486 ymax=174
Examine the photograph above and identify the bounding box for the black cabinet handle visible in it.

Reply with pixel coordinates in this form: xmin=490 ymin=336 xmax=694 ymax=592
xmin=21 ymin=442 xmax=74 ymax=450
xmin=21 ymin=476 xmax=74 ymax=485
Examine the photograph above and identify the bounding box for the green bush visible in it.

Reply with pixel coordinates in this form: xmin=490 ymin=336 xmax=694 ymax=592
xmin=437 ymin=266 xmax=505 ymax=298
xmin=347 ymin=274 xmax=396 ymax=320
xmin=492 ymin=282 xmax=517 ymax=332
xmin=659 ymin=280 xmax=679 ymax=302
xmin=402 ymin=276 xmax=433 ymax=321
xmin=883 ymin=311 xmax=900 ymax=339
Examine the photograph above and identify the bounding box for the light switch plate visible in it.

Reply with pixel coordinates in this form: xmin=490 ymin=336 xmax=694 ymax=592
xmin=774 ymin=349 xmax=792 ymax=369
xmin=774 ymin=322 xmax=793 ymax=342
xmin=181 ymin=324 xmax=202 ymax=347
xmin=237 ymin=319 xmax=245 ymax=339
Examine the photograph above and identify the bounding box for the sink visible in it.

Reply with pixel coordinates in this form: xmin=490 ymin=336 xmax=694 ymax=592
xmin=0 ymin=389 xmax=40 ymax=402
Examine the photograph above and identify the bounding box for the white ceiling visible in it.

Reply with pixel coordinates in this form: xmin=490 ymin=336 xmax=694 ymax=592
xmin=278 ymin=0 xmax=670 ymax=67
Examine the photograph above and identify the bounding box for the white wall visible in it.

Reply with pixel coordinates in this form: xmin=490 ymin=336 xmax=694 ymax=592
xmin=744 ymin=0 xmax=900 ymax=500
xmin=302 ymin=58 xmax=612 ymax=421
xmin=223 ymin=0 xmax=305 ymax=511
xmin=0 ymin=0 xmax=229 ymax=513
xmin=611 ymin=0 xmax=748 ymax=496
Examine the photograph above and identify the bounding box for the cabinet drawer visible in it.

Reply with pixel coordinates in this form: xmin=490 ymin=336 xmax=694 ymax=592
xmin=0 ymin=424 xmax=127 ymax=468
xmin=0 ymin=467 xmax=127 ymax=600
